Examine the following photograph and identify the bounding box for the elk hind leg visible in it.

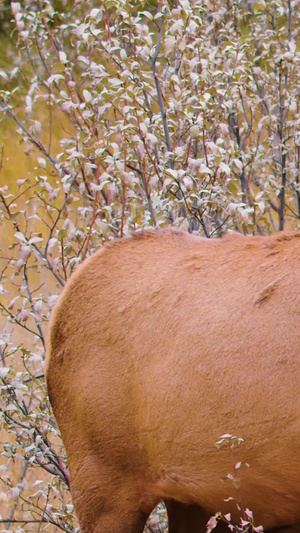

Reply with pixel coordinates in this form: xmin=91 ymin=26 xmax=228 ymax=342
xmin=69 ymin=455 xmax=152 ymax=533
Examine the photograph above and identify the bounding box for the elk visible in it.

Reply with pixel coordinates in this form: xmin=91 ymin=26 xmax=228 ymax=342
xmin=45 ymin=229 xmax=300 ymax=533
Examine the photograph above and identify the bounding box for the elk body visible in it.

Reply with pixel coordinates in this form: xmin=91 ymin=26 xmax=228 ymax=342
xmin=45 ymin=229 xmax=300 ymax=533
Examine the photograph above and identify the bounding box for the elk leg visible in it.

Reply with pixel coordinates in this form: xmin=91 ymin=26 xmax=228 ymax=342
xmin=68 ymin=454 xmax=153 ymax=533
xmin=165 ymin=499 xmax=214 ymax=533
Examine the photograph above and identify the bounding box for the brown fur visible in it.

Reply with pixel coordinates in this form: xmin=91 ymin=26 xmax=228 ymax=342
xmin=45 ymin=229 xmax=300 ymax=533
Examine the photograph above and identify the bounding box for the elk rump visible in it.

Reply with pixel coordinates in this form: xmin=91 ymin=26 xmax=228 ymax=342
xmin=45 ymin=229 xmax=300 ymax=533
